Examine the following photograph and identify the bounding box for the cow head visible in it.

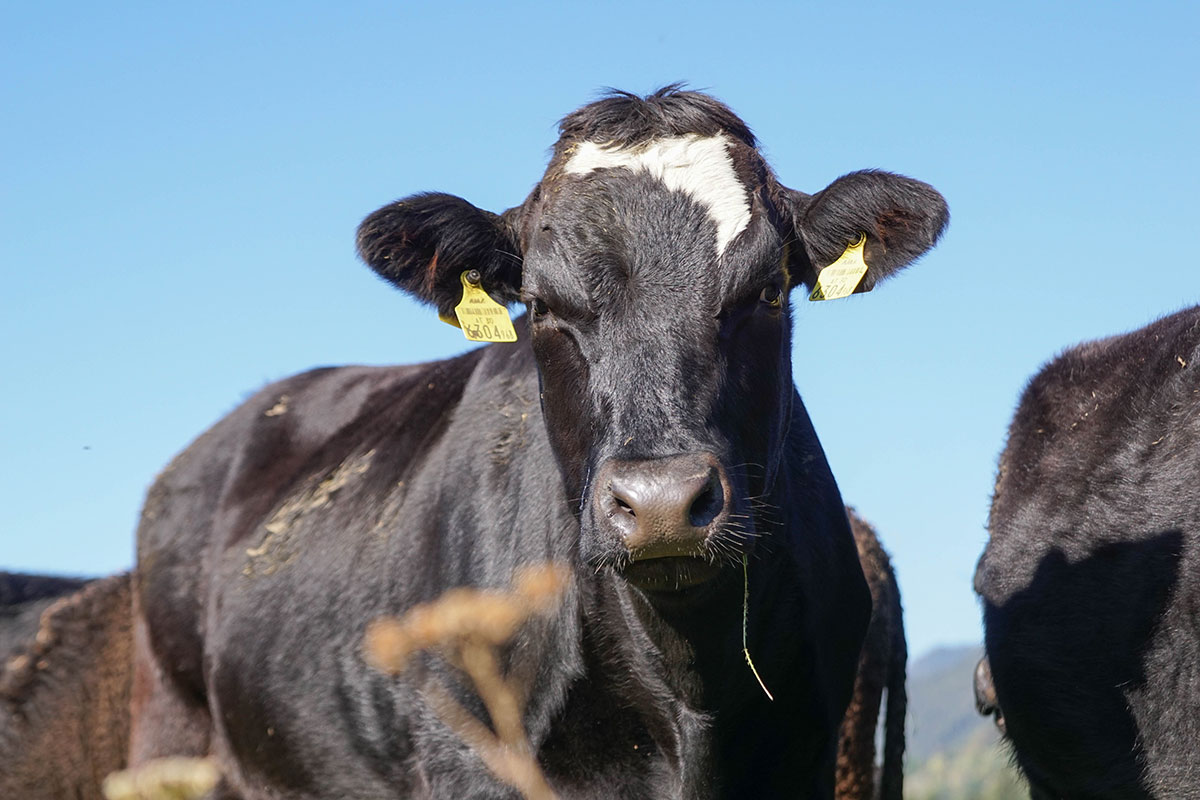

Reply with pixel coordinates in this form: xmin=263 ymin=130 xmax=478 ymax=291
xmin=358 ymin=88 xmax=947 ymax=594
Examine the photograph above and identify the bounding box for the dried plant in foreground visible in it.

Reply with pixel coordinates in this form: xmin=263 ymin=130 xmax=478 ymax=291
xmin=364 ymin=564 xmax=569 ymax=800
xmin=101 ymin=756 xmax=219 ymax=800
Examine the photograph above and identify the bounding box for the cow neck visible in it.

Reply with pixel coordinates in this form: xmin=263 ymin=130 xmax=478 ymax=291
xmin=571 ymin=573 xmax=729 ymax=791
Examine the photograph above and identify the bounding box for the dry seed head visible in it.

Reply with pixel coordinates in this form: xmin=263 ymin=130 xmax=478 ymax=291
xmin=363 ymin=618 xmax=415 ymax=673
xmin=102 ymin=756 xmax=220 ymax=800
xmin=513 ymin=564 xmax=570 ymax=610
xmin=363 ymin=563 xmax=570 ymax=675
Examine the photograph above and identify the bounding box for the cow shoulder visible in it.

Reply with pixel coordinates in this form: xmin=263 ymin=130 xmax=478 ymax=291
xmin=136 ymin=355 xmax=486 ymax=697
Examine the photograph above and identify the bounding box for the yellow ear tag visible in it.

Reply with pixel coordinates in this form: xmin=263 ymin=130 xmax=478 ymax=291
xmin=444 ymin=270 xmax=518 ymax=343
xmin=809 ymin=234 xmax=869 ymax=302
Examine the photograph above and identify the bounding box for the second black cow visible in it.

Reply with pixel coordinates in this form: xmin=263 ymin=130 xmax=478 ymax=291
xmin=131 ymin=87 xmax=947 ymax=798
xmin=977 ymin=304 xmax=1200 ymax=798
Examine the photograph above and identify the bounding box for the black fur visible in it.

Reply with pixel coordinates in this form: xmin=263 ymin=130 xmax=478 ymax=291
xmin=132 ymin=88 xmax=947 ymax=799
xmin=976 ymin=304 xmax=1200 ymax=798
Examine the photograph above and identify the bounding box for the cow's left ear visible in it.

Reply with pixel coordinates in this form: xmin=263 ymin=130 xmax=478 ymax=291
xmin=356 ymin=192 xmax=524 ymax=317
xmin=781 ymin=170 xmax=949 ymax=292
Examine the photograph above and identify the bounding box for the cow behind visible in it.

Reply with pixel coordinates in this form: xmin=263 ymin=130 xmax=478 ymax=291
xmin=0 ymin=572 xmax=132 ymax=800
xmin=976 ymin=304 xmax=1200 ymax=797
xmin=131 ymin=87 xmax=946 ymax=799
xmin=1 ymin=572 xmax=88 ymax=664
xmin=837 ymin=510 xmax=906 ymax=800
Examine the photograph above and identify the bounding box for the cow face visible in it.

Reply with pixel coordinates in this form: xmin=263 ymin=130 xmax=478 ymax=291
xmin=358 ymin=89 xmax=947 ymax=594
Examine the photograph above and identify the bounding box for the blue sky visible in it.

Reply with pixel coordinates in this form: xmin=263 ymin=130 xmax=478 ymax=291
xmin=2 ymin=1 xmax=1197 ymax=660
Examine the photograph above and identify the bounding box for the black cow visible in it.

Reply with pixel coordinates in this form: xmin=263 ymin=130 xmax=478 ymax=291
xmin=976 ymin=304 xmax=1200 ymax=798
xmin=0 ymin=508 xmax=900 ymax=800
xmin=131 ymin=87 xmax=947 ymax=799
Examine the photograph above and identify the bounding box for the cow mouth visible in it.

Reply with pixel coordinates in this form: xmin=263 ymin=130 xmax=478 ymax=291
xmin=621 ymin=556 xmax=723 ymax=592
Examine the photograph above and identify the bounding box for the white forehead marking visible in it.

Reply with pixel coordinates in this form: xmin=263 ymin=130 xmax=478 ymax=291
xmin=563 ymin=134 xmax=751 ymax=256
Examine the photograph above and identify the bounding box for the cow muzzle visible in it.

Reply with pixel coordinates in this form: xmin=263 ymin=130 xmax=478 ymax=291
xmin=593 ymin=453 xmax=731 ymax=590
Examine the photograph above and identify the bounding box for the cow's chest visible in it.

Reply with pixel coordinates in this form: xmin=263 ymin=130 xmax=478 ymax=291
xmin=203 ymin=598 xmax=718 ymax=799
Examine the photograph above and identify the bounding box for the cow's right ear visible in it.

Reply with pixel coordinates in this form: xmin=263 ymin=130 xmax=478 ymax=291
xmin=356 ymin=193 xmax=524 ymax=316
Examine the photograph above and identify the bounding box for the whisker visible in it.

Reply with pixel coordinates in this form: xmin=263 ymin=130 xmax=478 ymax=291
xmin=493 ymin=248 xmax=525 ymax=266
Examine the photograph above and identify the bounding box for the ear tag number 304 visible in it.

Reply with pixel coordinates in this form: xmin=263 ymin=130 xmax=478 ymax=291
xmin=440 ymin=270 xmax=518 ymax=343
xmin=809 ymin=234 xmax=869 ymax=302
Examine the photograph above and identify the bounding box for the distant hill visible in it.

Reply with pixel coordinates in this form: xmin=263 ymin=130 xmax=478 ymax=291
xmin=903 ymin=644 xmax=1028 ymax=800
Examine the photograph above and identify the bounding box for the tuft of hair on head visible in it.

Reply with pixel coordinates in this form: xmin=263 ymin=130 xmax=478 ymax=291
xmin=552 ymin=84 xmax=756 ymax=161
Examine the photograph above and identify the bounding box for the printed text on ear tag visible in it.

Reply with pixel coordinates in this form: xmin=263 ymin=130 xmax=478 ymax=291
xmin=450 ymin=271 xmax=518 ymax=343
xmin=809 ymin=234 xmax=869 ymax=302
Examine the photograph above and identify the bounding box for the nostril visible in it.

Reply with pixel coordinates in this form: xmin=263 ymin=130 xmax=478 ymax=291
xmin=614 ymin=494 xmax=636 ymax=518
xmin=688 ymin=474 xmax=725 ymax=528
xmin=607 ymin=479 xmax=639 ymax=521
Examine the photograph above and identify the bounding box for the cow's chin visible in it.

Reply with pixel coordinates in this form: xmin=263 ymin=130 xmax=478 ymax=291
xmin=620 ymin=556 xmax=724 ymax=593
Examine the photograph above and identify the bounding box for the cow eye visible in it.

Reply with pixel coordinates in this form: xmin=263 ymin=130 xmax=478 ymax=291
xmin=759 ymin=285 xmax=783 ymax=308
xmin=529 ymin=298 xmax=550 ymax=319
